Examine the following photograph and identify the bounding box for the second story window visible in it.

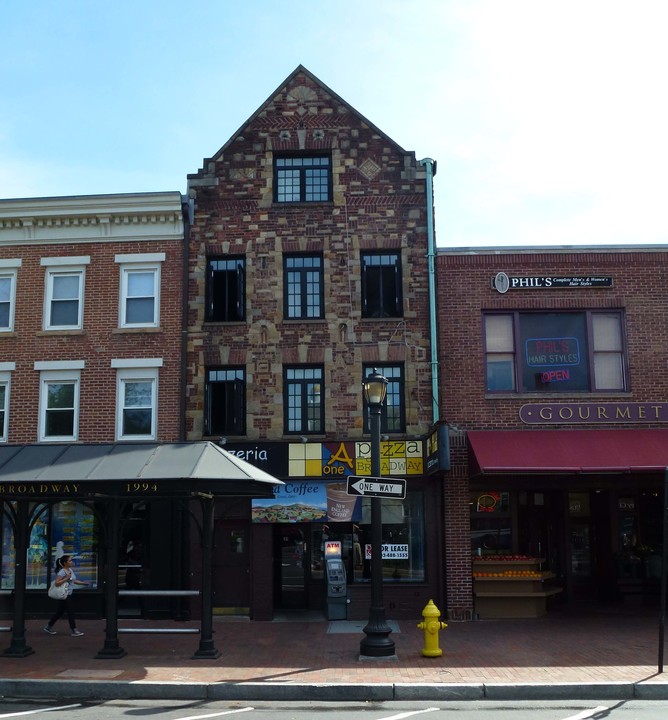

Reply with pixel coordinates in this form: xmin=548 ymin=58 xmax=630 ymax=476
xmin=206 ymin=258 xmax=245 ymax=322
xmin=284 ymin=255 xmax=324 ymax=319
xmin=363 ymin=364 xmax=405 ymax=433
xmin=36 ymin=364 xmax=84 ymax=442
xmin=113 ymin=362 xmax=161 ymax=441
xmin=0 ymin=260 xmax=20 ymax=332
xmin=484 ymin=310 xmax=627 ymax=393
xmin=275 ymin=155 xmax=332 ymax=203
xmin=0 ymin=368 xmax=11 ymax=442
xmin=361 ymin=252 xmax=403 ymax=318
xmin=285 ymin=366 xmax=324 ymax=434
xmin=205 ymin=367 xmax=246 ymax=435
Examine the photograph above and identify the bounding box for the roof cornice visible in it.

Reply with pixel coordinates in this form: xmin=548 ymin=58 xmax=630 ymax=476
xmin=0 ymin=192 xmax=184 ymax=247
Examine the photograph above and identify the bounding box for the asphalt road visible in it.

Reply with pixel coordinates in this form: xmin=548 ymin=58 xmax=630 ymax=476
xmin=2 ymin=699 xmax=668 ymax=719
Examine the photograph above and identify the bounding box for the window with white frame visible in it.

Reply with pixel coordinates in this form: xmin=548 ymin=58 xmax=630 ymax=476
xmin=0 ymin=260 xmax=20 ymax=332
xmin=0 ymin=366 xmax=13 ymax=442
xmin=36 ymin=363 xmax=83 ymax=441
xmin=41 ymin=257 xmax=89 ymax=330
xmin=113 ymin=361 xmax=161 ymax=440
xmin=115 ymin=254 xmax=164 ymax=328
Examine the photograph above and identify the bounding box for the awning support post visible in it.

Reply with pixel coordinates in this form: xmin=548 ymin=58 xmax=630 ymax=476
xmin=193 ymin=495 xmax=220 ymax=659
xmin=96 ymin=498 xmax=126 ymax=659
xmin=2 ymin=500 xmax=33 ymax=658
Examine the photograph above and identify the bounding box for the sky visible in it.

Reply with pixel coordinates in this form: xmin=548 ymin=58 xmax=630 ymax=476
xmin=1 ymin=1 xmax=667 ymax=248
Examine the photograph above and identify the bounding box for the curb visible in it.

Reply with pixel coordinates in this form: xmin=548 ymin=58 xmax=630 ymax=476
xmin=1 ymin=679 xmax=668 ymax=702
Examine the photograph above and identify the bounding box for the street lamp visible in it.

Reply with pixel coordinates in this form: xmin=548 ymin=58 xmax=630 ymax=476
xmin=360 ymin=369 xmax=396 ymax=658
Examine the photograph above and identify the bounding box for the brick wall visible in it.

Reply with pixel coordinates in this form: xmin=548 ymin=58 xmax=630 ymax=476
xmin=436 ymin=247 xmax=668 ymax=618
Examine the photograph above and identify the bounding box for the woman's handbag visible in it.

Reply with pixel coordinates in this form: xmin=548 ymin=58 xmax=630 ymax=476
xmin=47 ymin=580 xmax=69 ymax=600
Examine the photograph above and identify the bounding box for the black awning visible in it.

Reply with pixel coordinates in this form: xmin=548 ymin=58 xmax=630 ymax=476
xmin=0 ymin=441 xmax=283 ymax=499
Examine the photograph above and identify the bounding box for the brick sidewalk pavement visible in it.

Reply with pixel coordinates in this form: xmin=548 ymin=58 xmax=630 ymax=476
xmin=1 ymin=603 xmax=666 ymax=688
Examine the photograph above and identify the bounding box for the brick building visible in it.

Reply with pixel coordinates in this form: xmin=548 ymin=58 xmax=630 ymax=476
xmin=437 ymin=247 xmax=668 ymax=620
xmin=0 ymin=192 xmax=186 ymax=616
xmin=184 ymin=66 xmax=442 ymax=620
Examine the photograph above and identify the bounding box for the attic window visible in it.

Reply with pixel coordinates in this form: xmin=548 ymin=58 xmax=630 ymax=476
xmin=274 ymin=155 xmax=332 ymax=203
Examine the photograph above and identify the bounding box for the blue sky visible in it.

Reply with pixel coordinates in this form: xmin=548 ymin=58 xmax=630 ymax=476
xmin=2 ymin=1 xmax=667 ymax=248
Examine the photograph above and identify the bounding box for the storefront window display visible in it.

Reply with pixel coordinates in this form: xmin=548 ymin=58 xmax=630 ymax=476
xmin=1 ymin=501 xmax=98 ymax=590
xmin=470 ymin=491 xmax=511 ymax=554
xmin=309 ymin=493 xmax=425 ymax=583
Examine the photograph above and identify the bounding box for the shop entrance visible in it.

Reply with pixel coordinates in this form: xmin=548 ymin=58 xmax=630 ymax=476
xmin=273 ymin=524 xmax=308 ymax=609
xmin=213 ymin=520 xmax=250 ymax=611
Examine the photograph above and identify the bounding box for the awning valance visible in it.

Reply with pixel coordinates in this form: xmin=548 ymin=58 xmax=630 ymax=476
xmin=468 ymin=429 xmax=668 ymax=475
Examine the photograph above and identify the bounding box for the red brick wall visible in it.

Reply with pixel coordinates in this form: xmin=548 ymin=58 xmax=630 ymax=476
xmin=435 ymin=248 xmax=668 ymax=618
xmin=1 ymin=238 xmax=183 ymax=443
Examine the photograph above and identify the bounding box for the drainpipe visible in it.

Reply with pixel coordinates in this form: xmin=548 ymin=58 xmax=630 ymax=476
xmin=419 ymin=158 xmax=439 ymax=423
xmin=179 ymin=194 xmax=193 ymax=442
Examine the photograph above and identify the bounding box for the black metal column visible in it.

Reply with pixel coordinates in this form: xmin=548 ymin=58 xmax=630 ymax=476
xmin=96 ymin=498 xmax=126 ymax=659
xmin=193 ymin=495 xmax=220 ymax=659
xmin=2 ymin=500 xmax=33 ymax=657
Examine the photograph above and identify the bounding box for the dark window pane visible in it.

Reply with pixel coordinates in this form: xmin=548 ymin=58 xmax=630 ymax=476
xmin=206 ymin=258 xmax=245 ymax=322
xmin=275 ymin=156 xmax=331 ymax=203
xmin=362 ymin=253 xmax=402 ymax=318
xmin=45 ymin=410 xmax=74 ymax=437
xmin=284 ymin=366 xmax=324 ymax=434
xmin=123 ymin=408 xmax=152 ymax=435
xmin=206 ymin=368 xmax=245 ymax=435
xmin=126 ymin=298 xmax=155 ymax=324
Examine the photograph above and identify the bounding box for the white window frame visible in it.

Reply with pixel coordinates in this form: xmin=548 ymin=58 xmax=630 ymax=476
xmin=37 ymin=365 xmax=83 ymax=442
xmin=116 ymin=254 xmax=164 ymax=329
xmin=0 ymin=364 xmax=14 ymax=443
xmin=0 ymin=260 xmax=20 ymax=333
xmin=113 ymin=360 xmax=162 ymax=441
xmin=41 ymin=257 xmax=89 ymax=331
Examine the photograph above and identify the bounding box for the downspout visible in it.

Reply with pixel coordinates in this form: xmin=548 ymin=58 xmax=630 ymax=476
xmin=419 ymin=158 xmax=439 ymax=423
xmin=179 ymin=194 xmax=193 ymax=441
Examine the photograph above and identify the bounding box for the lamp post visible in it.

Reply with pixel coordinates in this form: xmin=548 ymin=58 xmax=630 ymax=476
xmin=360 ymin=369 xmax=396 ymax=658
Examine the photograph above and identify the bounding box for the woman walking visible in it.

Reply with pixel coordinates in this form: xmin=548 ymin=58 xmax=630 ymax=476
xmin=44 ymin=554 xmax=89 ymax=636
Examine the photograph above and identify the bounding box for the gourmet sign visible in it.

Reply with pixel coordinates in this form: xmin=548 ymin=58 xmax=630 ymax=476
xmin=520 ymin=402 xmax=668 ymax=424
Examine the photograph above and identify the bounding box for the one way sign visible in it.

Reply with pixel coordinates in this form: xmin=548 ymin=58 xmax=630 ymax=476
xmin=346 ymin=476 xmax=406 ymax=499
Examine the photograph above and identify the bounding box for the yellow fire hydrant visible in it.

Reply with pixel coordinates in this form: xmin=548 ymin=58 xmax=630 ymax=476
xmin=417 ymin=599 xmax=448 ymax=657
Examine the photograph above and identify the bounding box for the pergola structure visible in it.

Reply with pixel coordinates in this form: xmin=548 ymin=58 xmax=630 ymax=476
xmin=0 ymin=442 xmax=282 ymax=659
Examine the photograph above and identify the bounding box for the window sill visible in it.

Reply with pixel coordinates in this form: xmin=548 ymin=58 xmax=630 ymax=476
xmin=484 ymin=391 xmax=633 ymax=400
xmin=35 ymin=329 xmax=84 ymax=337
xmin=112 ymin=327 xmax=162 ymax=334
xmin=272 ymin=201 xmax=334 ymax=208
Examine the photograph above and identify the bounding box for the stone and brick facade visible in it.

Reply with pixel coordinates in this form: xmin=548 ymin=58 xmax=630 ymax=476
xmin=184 ymin=66 xmax=441 ymax=619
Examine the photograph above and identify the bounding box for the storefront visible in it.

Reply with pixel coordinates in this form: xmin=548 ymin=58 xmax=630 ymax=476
xmin=467 ymin=427 xmax=667 ymax=607
xmin=222 ymin=432 xmax=446 ymax=621
xmin=0 ymin=441 xmax=281 ymax=658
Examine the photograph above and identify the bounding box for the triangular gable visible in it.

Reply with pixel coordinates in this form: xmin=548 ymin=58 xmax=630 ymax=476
xmin=188 ymin=64 xmax=410 ymax=177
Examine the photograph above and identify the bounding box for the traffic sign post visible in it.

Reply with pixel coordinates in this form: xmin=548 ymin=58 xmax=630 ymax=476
xmin=346 ymin=475 xmax=406 ymax=499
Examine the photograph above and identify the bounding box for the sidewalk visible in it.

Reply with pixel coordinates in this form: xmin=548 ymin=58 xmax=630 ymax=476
xmin=1 ymin=602 xmax=668 ymax=702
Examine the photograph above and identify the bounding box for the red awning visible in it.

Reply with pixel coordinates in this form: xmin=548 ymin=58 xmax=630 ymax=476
xmin=468 ymin=429 xmax=668 ymax=475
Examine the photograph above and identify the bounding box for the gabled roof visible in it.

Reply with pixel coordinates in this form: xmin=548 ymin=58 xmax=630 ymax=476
xmin=189 ymin=64 xmax=409 ymax=175
xmin=0 ymin=442 xmax=283 ymax=499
